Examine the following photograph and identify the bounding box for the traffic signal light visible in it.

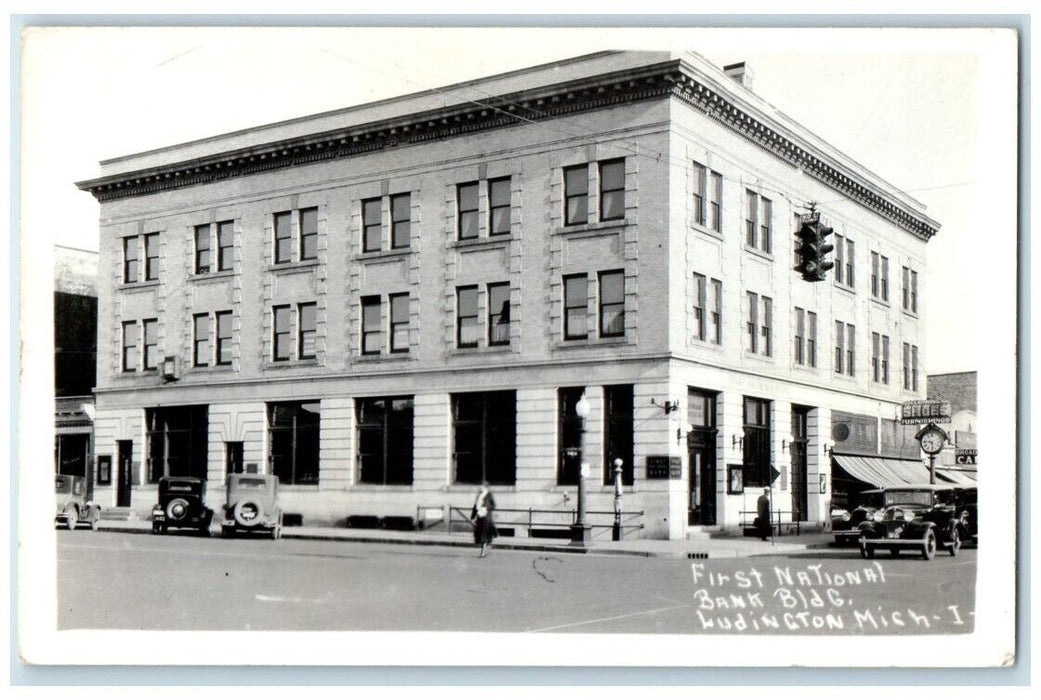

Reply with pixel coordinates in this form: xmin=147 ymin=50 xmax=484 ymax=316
xmin=795 ymin=218 xmax=835 ymax=281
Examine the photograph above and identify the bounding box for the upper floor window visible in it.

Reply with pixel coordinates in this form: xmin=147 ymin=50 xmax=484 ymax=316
xmin=142 ymin=318 xmax=158 ymax=371
xmin=121 ymin=321 xmax=138 ymax=372
xmin=274 ymin=208 xmax=319 ymax=264
xmin=361 ymin=296 xmax=383 ymax=356
xmin=564 ymin=165 xmax=589 ymax=225
xmin=745 ymin=292 xmax=772 ymax=356
xmin=903 ymin=343 xmax=920 ymax=391
xmin=599 ymin=159 xmax=625 ymax=221
xmin=193 ymin=314 xmax=210 ymax=368
xmin=273 ymin=212 xmax=293 ymax=264
xmin=391 ymin=194 xmax=411 ymax=249
xmin=456 ymin=286 xmax=479 ymax=348
xmin=273 ymin=305 xmax=292 ymax=362
xmin=362 ymin=198 xmax=382 ymax=253
xmin=872 ymin=332 xmax=891 ymax=384
xmin=298 ymin=302 xmax=317 ymax=359
xmin=487 ymin=283 xmax=511 ymax=346
xmin=692 ymin=161 xmax=722 ymax=233
xmin=299 ymin=208 xmax=318 ymax=261
xmin=457 ymin=182 xmax=479 ymax=240
xmin=194 ymin=225 xmax=211 ymax=274
xmin=902 ymin=266 xmax=919 ymax=313
xmin=194 ymin=221 xmax=235 ymax=274
xmin=693 ymin=272 xmax=722 ymax=344
xmin=123 ymin=233 xmax=159 ymax=283
xmin=215 ymin=310 xmax=233 ymax=366
xmin=794 ymin=307 xmax=818 ymax=368
xmin=598 ymin=270 xmax=625 ymax=338
xmin=871 ymin=252 xmax=890 ymax=302
xmin=563 ymin=274 xmax=588 ymax=340
xmin=488 ymin=177 xmax=512 ymax=235
xmin=835 ymin=321 xmax=856 ymax=376
xmin=389 ymin=293 xmax=410 ymax=353
xmin=835 ymin=234 xmax=856 ymax=287
xmin=193 ymin=311 xmax=233 ymax=367
xmin=272 ymin=303 xmax=317 ymax=363
xmin=745 ymin=190 xmax=772 ymax=254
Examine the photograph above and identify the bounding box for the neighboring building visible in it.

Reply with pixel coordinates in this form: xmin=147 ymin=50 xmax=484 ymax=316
xmin=928 ymin=371 xmax=978 ymax=483
xmin=55 ymin=245 xmax=98 ymax=479
xmin=76 ymin=52 xmax=938 ymax=538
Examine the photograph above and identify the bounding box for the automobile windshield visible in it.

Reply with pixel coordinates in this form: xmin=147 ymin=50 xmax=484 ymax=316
xmin=883 ymin=490 xmax=934 ymax=507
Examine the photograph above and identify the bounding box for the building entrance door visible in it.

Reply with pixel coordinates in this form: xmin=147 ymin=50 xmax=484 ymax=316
xmin=791 ymin=406 xmax=810 ymax=521
xmin=688 ymin=430 xmax=717 ymax=525
xmin=116 ymin=440 xmax=133 ymax=508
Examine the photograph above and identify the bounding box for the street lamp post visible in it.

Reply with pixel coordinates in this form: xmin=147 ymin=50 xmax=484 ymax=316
xmin=571 ymin=392 xmax=591 ymax=546
xmin=612 ymin=458 xmax=624 ymax=541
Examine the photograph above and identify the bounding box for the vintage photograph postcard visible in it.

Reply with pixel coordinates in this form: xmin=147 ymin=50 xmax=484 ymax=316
xmin=16 ymin=23 xmax=1019 ymax=669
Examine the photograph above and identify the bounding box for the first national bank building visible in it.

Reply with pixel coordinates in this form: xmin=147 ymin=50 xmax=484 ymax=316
xmin=76 ymin=51 xmax=937 ymax=539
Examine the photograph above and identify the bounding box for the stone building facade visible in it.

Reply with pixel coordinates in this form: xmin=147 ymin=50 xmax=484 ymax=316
xmin=77 ymin=51 xmax=938 ymax=538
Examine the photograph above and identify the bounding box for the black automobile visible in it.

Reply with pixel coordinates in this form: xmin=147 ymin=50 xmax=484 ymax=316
xmin=954 ymin=486 xmax=978 ymax=546
xmin=831 ymin=489 xmax=885 ymax=546
xmin=152 ymin=476 xmax=214 ymax=535
xmin=857 ymin=484 xmax=967 ymax=560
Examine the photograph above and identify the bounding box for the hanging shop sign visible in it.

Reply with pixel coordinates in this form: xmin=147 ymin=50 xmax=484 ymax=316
xmin=900 ymin=400 xmax=952 ymax=425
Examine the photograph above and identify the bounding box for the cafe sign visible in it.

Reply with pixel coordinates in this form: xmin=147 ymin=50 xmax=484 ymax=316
xmin=900 ymin=400 xmax=952 ymax=425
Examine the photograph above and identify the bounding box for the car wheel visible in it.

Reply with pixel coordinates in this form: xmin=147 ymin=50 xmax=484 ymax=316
xmin=948 ymin=530 xmax=961 ymax=556
xmin=232 ymin=500 xmax=264 ymax=528
xmin=166 ymin=498 xmax=190 ymax=522
xmin=922 ymin=531 xmax=937 ymax=560
xmin=63 ymin=505 xmax=78 ymax=530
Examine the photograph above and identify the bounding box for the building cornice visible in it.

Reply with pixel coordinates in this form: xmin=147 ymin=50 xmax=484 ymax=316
xmin=76 ymin=57 xmax=938 ymax=240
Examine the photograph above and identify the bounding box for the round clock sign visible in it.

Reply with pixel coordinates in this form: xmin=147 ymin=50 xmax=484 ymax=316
xmin=916 ymin=423 xmax=948 ymax=455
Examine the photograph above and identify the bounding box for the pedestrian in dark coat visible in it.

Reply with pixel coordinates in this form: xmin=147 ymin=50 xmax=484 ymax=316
xmin=756 ymin=487 xmax=772 ymax=541
xmin=471 ymin=482 xmax=497 ymax=557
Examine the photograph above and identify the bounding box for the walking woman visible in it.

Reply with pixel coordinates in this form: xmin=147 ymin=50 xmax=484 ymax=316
xmin=471 ymin=481 xmax=497 ymax=557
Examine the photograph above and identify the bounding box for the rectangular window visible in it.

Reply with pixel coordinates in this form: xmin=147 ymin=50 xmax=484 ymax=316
xmin=871 ymin=252 xmax=880 ymax=298
xmin=456 ymin=286 xmax=479 ymax=348
xmin=146 ymin=406 xmax=209 ymax=482
xmin=835 ymin=320 xmax=845 ymax=375
xmin=709 ymin=278 xmax=722 ymax=344
xmin=557 ymin=386 xmax=585 ymax=486
xmin=217 ymin=221 xmax=234 ymax=271
xmin=911 ymin=270 xmax=919 ymax=313
xmin=215 ymin=310 xmax=233 ymax=366
xmin=193 ymin=314 xmax=210 ymax=367
xmin=489 ymin=177 xmax=511 ymax=235
xmin=693 ymin=162 xmax=722 ymax=230
xmin=834 ymin=234 xmax=846 ymax=285
xmin=604 ymin=385 xmax=635 ymax=485
xmin=144 ymin=233 xmax=160 ymax=282
xmin=745 ymin=190 xmax=757 ymax=248
xmin=912 ymin=345 xmax=919 ymax=391
xmin=487 ymin=282 xmax=510 ymax=346
xmin=563 ymin=274 xmax=588 ymax=340
xmin=225 ymin=441 xmax=244 ymax=477
xmin=123 ymin=236 xmax=139 ymax=283
xmin=880 ymin=255 xmax=889 ymax=301
xmin=693 ymin=273 xmax=707 ymax=341
xmin=903 ymin=342 xmax=912 ymax=390
xmin=845 ymin=238 xmax=856 ymax=287
xmin=273 ymin=305 xmax=291 ymax=362
xmin=746 ymin=292 xmax=758 ymax=353
xmin=794 ymin=307 xmax=805 ymax=365
xmin=268 ymin=401 xmax=320 ymax=485
xmin=391 ymin=194 xmax=411 ymax=249
xmin=142 ymin=318 xmax=158 ymax=371
xmin=298 ymin=302 xmax=316 ymax=359
xmin=357 ymin=396 xmax=414 ymax=485
xmin=564 ymin=164 xmax=589 ymax=225
xmin=872 ymin=332 xmax=881 ymax=382
xmin=274 ymin=211 xmax=292 ymax=264
xmin=362 ymin=198 xmax=382 ymax=252
xmin=389 ymin=293 xmax=410 ymax=353
xmin=361 ymin=296 xmax=383 ymax=355
xmin=121 ymin=320 xmax=138 ymax=372
xmin=761 ymin=296 xmax=773 ymax=357
xmin=452 ymin=391 xmax=516 ymax=485
xmin=846 ymin=324 xmax=856 ymax=376
xmin=457 ymin=182 xmax=479 ymax=240
xmin=299 ymin=207 xmax=318 ymax=261
xmin=194 ymin=224 xmax=211 ymax=274
xmin=807 ymin=311 xmax=818 ymax=368
xmin=599 ymin=159 xmax=625 ymax=221
xmin=598 ymin=270 xmax=625 ymax=338
xmin=882 ymin=335 xmax=890 ymax=384
xmin=743 ymin=396 xmax=771 ymax=487
xmin=709 ymin=171 xmax=723 ymax=232
xmin=692 ymin=164 xmax=706 ymax=226
xmin=902 ymin=266 xmax=911 ymax=310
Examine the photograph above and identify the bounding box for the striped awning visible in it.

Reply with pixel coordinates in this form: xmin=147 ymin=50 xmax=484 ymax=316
xmin=935 ymin=468 xmax=978 ymax=486
xmin=832 ymin=454 xmax=931 ymax=488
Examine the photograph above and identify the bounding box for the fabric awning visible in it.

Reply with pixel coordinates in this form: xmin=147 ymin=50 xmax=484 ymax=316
xmin=832 ymin=454 xmax=931 ymax=488
xmin=935 ymin=468 xmax=978 ymax=486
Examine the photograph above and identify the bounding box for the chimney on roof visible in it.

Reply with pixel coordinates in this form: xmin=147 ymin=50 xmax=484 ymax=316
xmin=723 ymin=61 xmax=754 ymax=90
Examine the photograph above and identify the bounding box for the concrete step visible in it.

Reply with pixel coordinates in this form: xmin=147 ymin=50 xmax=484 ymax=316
xmin=99 ymin=507 xmax=138 ymax=521
xmin=686 ymin=525 xmax=724 ymax=540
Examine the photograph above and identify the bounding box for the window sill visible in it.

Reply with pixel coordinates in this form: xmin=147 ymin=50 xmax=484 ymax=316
xmin=689 ymin=223 xmax=724 ymax=241
xmin=268 ymin=260 xmax=319 ymax=273
xmin=118 ymin=281 xmax=160 ymax=292
xmin=555 ymin=219 xmax=631 ymax=236
xmin=833 ymin=282 xmax=856 ymax=296
xmin=451 ymin=235 xmax=513 ymax=249
xmin=449 ymin=344 xmax=513 ymax=356
xmin=119 ymin=369 xmax=160 ymax=376
xmin=188 ymin=364 xmax=236 ymax=375
xmin=902 ymin=309 xmax=920 ymax=320
xmin=349 ymin=484 xmax=415 ymax=492
xmin=690 ymin=338 xmax=724 ymax=351
xmin=355 ymin=249 xmax=411 ymax=262
xmin=741 ymin=352 xmax=775 ymax=364
xmin=870 ymin=296 xmax=891 ymax=309
xmin=743 ymin=245 xmax=774 ymax=262
xmin=263 ymin=359 xmax=320 ymax=369
xmin=554 ymin=336 xmax=629 ymax=350
xmin=792 ymin=363 xmax=820 ymax=373
xmin=355 ymin=352 xmax=414 ymax=363
xmin=189 ymin=270 xmax=235 ymax=283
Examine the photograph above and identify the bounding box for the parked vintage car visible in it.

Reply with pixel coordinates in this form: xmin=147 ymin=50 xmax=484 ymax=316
xmin=152 ymin=476 xmax=214 ymax=535
xmin=857 ymin=484 xmax=967 ymax=560
xmin=55 ymin=474 xmax=101 ymax=530
xmin=954 ymin=486 xmax=978 ymax=547
xmin=221 ymin=473 xmax=282 ymax=539
xmin=831 ymin=489 xmax=885 ymax=546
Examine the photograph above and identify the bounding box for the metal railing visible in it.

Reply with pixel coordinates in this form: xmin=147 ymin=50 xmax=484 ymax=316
xmin=428 ymin=505 xmax=644 ymax=540
xmin=739 ymin=509 xmax=803 ymax=536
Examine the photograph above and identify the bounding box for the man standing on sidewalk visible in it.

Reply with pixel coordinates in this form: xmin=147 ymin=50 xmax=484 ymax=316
xmin=756 ymin=488 xmax=772 ymax=541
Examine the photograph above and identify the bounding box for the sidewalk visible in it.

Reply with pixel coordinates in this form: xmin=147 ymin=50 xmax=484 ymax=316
xmin=91 ymin=518 xmax=834 ymax=559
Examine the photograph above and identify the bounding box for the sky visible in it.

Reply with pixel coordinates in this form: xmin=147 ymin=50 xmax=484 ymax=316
xmin=18 ymin=26 xmax=1019 ymax=376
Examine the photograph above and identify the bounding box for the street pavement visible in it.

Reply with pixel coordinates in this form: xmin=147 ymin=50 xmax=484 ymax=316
xmin=57 ymin=527 xmax=976 ymax=635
